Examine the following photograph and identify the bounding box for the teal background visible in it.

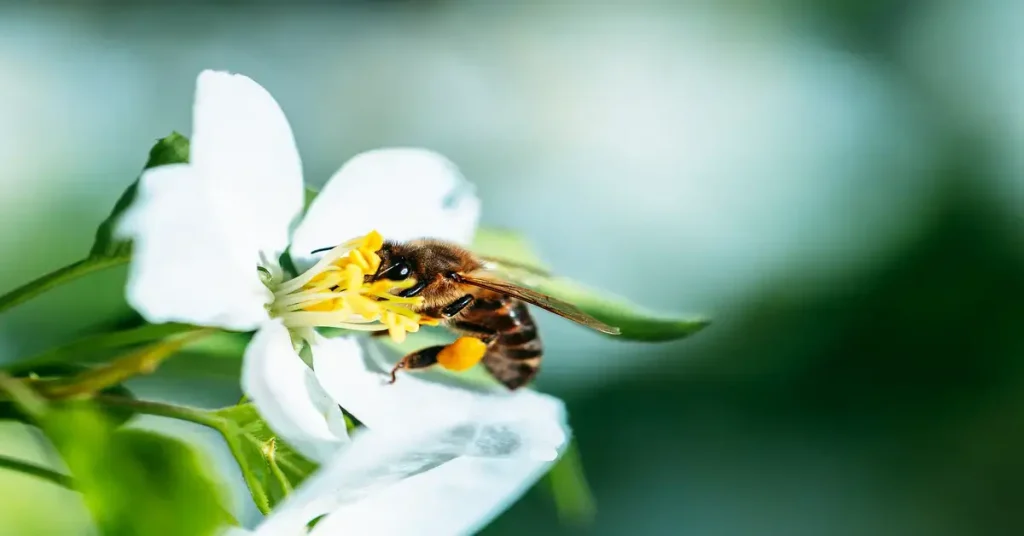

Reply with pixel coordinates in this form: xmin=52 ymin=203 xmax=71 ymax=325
xmin=1 ymin=1 xmax=1023 ymax=534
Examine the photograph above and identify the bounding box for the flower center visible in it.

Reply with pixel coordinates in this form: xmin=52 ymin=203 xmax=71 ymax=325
xmin=269 ymin=230 xmax=432 ymax=343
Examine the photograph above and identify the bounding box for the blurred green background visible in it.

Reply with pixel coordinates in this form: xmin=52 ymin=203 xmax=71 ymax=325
xmin=2 ymin=1 xmax=1023 ymax=534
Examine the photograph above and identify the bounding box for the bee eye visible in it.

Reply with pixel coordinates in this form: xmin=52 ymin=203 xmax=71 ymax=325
xmin=379 ymin=261 xmax=412 ymax=281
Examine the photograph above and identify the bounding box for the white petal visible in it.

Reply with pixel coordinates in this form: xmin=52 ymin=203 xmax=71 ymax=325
xmin=241 ymin=321 xmax=349 ymax=463
xmin=290 ymin=149 xmax=480 ymax=269
xmin=117 ymin=164 xmax=273 ymax=331
xmin=219 ymin=526 xmax=305 ymax=536
xmin=310 ymin=337 xmax=567 ymax=461
xmin=252 ymin=422 xmax=566 ymax=536
xmin=217 ymin=527 xmax=253 ymax=536
xmin=311 ymin=457 xmax=553 ymax=536
xmin=191 ymin=70 xmax=304 ymax=257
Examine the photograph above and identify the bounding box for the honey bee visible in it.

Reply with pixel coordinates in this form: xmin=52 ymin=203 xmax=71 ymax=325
xmin=369 ymin=239 xmax=620 ymax=390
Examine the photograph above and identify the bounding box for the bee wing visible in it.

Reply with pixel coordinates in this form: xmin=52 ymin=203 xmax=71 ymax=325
xmin=477 ymin=256 xmax=553 ymax=277
xmin=457 ymin=274 xmax=621 ymax=335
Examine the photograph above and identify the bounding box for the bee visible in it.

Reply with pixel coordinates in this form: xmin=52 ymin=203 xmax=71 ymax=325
xmin=370 ymin=239 xmax=620 ymax=390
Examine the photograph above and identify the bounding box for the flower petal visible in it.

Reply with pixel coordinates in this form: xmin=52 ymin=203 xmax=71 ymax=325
xmin=310 ymin=457 xmax=554 ymax=536
xmin=220 ymin=526 xmax=305 ymax=536
xmin=310 ymin=337 xmax=567 ymax=461
xmin=251 ymin=422 xmax=565 ymax=536
xmin=117 ymin=164 xmax=273 ymax=331
xmin=191 ymin=70 xmax=304 ymax=257
xmin=241 ymin=320 xmax=349 ymax=463
xmin=291 ymin=149 xmax=480 ymax=269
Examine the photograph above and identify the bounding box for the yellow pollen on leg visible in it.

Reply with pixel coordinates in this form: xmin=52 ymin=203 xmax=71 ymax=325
xmin=437 ymin=337 xmax=488 ymax=372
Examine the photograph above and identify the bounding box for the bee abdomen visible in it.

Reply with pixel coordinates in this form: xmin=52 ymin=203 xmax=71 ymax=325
xmin=498 ymin=324 xmax=537 ymax=346
xmin=460 ymin=299 xmax=543 ymax=390
xmin=500 ymin=331 xmax=543 ymax=359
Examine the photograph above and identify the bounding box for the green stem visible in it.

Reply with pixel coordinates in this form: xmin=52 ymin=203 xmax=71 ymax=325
xmin=5 ymin=323 xmax=197 ymax=374
xmin=0 ymin=256 xmax=128 ymax=315
xmin=94 ymin=394 xmax=221 ymax=427
xmin=93 ymin=395 xmax=272 ymax=514
xmin=39 ymin=329 xmax=215 ymax=399
xmin=0 ymin=454 xmax=75 ymax=490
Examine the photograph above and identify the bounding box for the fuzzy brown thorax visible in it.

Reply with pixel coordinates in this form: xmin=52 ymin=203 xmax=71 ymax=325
xmin=374 ymin=239 xmax=485 ymax=311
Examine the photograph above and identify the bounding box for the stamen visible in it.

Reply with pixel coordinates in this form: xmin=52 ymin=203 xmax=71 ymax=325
xmin=273 ymin=231 xmax=381 ymax=296
xmin=270 ymin=230 xmax=433 ymax=343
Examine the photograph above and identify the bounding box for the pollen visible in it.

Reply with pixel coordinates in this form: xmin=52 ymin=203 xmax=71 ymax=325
xmin=437 ymin=337 xmax=488 ymax=371
xmin=269 ymin=230 xmax=430 ymax=342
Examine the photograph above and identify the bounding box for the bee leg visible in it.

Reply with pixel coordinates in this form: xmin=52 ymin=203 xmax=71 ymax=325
xmin=451 ymin=320 xmax=499 ymax=346
xmin=388 ymin=334 xmax=492 ymax=383
xmin=441 ymin=294 xmax=475 ymax=317
xmin=388 ymin=345 xmax=444 ymax=383
xmin=398 ymin=280 xmax=428 ymax=298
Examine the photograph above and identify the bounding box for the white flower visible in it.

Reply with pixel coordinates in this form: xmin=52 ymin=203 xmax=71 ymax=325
xmin=116 ymin=70 xmax=569 ymax=490
xmin=219 ymin=414 xmax=563 ymax=536
xmin=248 ymin=409 xmax=566 ymax=536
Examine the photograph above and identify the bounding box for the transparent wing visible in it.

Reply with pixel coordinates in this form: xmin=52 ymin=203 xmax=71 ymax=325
xmin=457 ymin=274 xmax=620 ymax=335
xmin=477 ymin=256 xmax=552 ymax=277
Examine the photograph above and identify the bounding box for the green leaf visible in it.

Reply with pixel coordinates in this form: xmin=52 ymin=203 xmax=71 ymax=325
xmin=526 ymin=278 xmax=709 ymax=342
xmin=211 ymin=403 xmax=320 ymax=513
xmin=89 ymin=132 xmax=190 ymax=259
xmin=2 ymin=380 xmax=229 ymax=536
xmin=5 ymin=323 xmax=199 ymax=375
xmin=142 ymin=132 xmax=192 ymax=169
xmin=470 ymin=227 xmax=548 ymax=271
xmin=471 ymin=228 xmax=709 ymax=342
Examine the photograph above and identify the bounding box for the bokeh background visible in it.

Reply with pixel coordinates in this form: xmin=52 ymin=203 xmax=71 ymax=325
xmin=2 ymin=1 xmax=1023 ymax=534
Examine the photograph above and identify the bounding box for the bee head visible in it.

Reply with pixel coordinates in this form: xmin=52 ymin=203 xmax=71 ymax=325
xmin=373 ymin=239 xmax=483 ymax=309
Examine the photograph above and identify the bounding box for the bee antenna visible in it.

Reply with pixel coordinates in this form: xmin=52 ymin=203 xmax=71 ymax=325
xmin=310 ymin=245 xmax=336 ymax=254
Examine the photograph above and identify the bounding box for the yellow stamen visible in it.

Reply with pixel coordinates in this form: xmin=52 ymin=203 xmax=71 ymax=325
xmin=437 ymin=337 xmax=488 ymax=371
xmin=343 ymin=263 xmax=363 ymax=293
xmin=387 ymin=318 xmax=407 ymax=343
xmin=269 ymin=230 xmax=442 ymax=343
xmin=348 ymin=248 xmax=371 ymax=271
xmin=301 ymin=298 xmax=338 ymax=312
xmin=362 ymin=230 xmax=384 ymax=252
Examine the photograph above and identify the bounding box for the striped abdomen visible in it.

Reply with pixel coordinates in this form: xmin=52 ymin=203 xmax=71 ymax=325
xmin=453 ymin=292 xmax=542 ymax=390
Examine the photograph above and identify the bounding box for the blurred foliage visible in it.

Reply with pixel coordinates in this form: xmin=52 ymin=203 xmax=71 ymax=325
xmin=0 ymin=363 xmax=137 ymax=426
xmin=545 ymin=441 xmax=596 ymax=526
xmin=1 ymin=1 xmax=1023 ymax=534
xmin=2 ymin=380 xmax=230 ymax=536
xmin=488 ymin=167 xmax=1024 ymax=534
